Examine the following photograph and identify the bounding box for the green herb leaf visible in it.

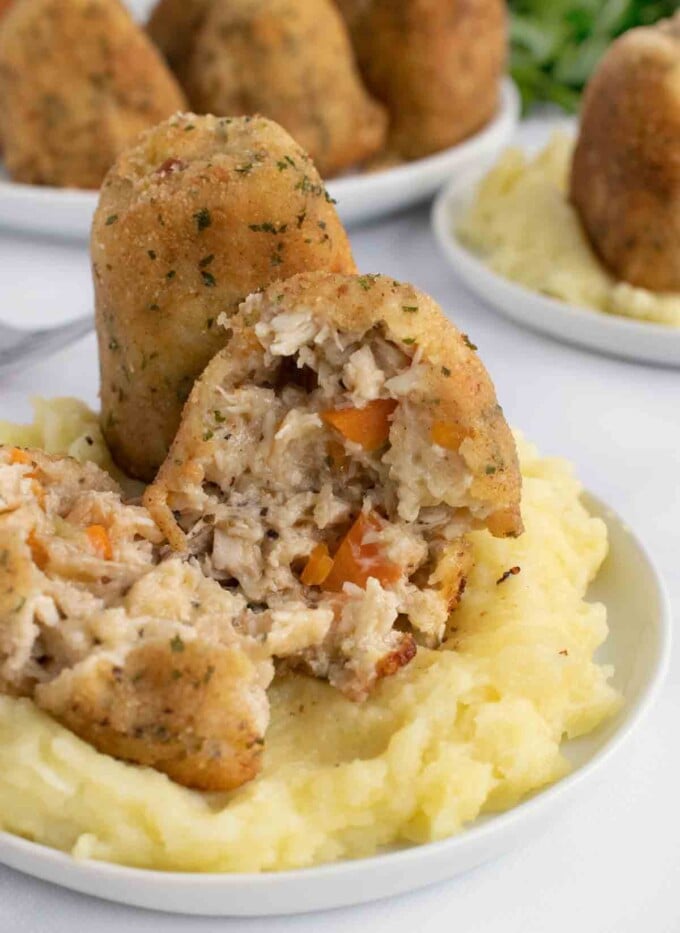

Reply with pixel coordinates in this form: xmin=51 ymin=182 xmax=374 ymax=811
xmin=194 ymin=208 xmax=212 ymax=232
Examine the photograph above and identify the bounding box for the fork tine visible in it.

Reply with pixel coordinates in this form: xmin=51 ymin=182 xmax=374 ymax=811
xmin=0 ymin=315 xmax=94 ymax=378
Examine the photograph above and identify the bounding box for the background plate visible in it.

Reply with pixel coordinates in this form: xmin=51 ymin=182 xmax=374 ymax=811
xmin=0 ymin=493 xmax=670 ymax=917
xmin=0 ymin=82 xmax=518 ymax=239
xmin=432 ymin=169 xmax=680 ymax=367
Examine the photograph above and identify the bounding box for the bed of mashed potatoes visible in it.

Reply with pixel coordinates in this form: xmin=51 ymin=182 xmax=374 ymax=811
xmin=458 ymin=134 xmax=680 ymax=327
xmin=0 ymin=399 xmax=621 ymax=872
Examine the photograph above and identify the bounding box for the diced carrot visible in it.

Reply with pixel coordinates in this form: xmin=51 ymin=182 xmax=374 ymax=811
xmin=9 ymin=448 xmax=32 ymax=466
xmin=27 ymin=530 xmax=48 ymax=570
xmin=86 ymin=524 xmax=113 ymax=561
xmin=321 ymin=399 xmax=397 ymax=452
xmin=431 ymin=421 xmax=467 ymax=451
xmin=322 ymin=512 xmax=401 ymax=592
xmin=31 ymin=480 xmax=45 ymax=508
xmin=300 ymin=543 xmax=334 ymax=587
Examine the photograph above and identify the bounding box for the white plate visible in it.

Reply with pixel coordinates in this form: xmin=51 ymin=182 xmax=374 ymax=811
xmin=0 ymin=493 xmax=670 ymax=917
xmin=0 ymin=81 xmax=518 ymax=240
xmin=432 ymin=169 xmax=680 ymax=367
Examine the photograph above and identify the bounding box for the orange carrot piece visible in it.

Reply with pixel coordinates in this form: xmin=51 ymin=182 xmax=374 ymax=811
xmin=322 ymin=512 xmax=401 ymax=592
xmin=9 ymin=448 xmax=32 ymax=466
xmin=31 ymin=480 xmax=45 ymax=508
xmin=86 ymin=524 xmax=113 ymax=561
xmin=321 ymin=399 xmax=397 ymax=452
xmin=27 ymin=531 xmax=48 ymax=570
xmin=300 ymin=543 xmax=334 ymax=587
xmin=431 ymin=421 xmax=467 ymax=451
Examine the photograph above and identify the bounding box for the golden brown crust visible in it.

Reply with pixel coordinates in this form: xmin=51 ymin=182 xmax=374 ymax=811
xmin=93 ymin=113 xmax=356 ymax=481
xmin=570 ymin=14 xmax=680 ymax=292
xmin=0 ymin=0 xmax=187 ymax=188
xmin=336 ymin=0 xmax=507 ymax=160
xmin=179 ymin=0 xmax=387 ymax=178
xmin=146 ymin=272 xmax=522 ymax=548
xmin=35 ymin=638 xmax=267 ymax=792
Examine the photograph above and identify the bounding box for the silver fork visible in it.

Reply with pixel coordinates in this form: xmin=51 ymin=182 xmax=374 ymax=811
xmin=0 ymin=315 xmax=94 ymax=378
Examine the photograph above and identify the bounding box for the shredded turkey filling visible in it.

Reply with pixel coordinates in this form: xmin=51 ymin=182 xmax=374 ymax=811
xmin=163 ymin=302 xmax=483 ymax=699
xmin=0 ymin=447 xmax=273 ymax=792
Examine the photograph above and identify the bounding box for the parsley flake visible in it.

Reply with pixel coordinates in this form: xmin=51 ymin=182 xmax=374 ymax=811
xmin=170 ymin=635 xmax=185 ymax=653
xmin=193 ymin=208 xmax=212 ymax=232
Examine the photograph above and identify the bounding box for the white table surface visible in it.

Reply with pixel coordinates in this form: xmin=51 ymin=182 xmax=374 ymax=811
xmin=0 ymin=119 xmax=679 ymax=932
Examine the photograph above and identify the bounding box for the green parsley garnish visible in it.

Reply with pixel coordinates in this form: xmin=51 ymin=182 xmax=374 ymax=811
xmin=201 ymin=270 xmax=217 ymax=287
xmin=402 ymin=305 xmax=418 ymax=313
xmin=357 ymin=274 xmax=378 ymax=291
xmin=462 ymin=334 xmax=478 ymax=351
xmin=199 ymin=254 xmax=214 ymax=268
xmin=441 ymin=366 xmax=451 ymax=377
xmin=194 ymin=208 xmax=212 ymax=232
xmin=105 ymin=214 xmax=118 ymax=226
xmin=170 ymin=635 xmax=185 ymax=653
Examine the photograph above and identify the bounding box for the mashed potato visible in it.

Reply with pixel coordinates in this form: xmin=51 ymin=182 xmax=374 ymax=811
xmin=0 ymin=399 xmax=621 ymax=872
xmin=459 ymin=134 xmax=680 ymax=327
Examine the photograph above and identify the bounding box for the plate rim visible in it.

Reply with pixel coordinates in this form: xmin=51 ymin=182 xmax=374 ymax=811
xmin=0 ymin=80 xmax=519 ymax=225
xmin=0 ymin=491 xmax=671 ymax=908
xmin=431 ymin=164 xmax=680 ymax=364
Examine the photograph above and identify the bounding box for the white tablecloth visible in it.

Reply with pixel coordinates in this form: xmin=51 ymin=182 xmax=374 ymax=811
xmin=0 ymin=122 xmax=678 ymax=933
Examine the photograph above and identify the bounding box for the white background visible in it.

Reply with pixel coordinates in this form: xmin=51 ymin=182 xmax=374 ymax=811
xmin=0 ymin=89 xmax=678 ymax=933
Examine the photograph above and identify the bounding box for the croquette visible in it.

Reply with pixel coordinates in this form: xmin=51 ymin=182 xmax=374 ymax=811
xmin=158 ymin=0 xmax=387 ymax=178
xmin=0 ymin=445 xmax=273 ymax=791
xmin=93 ymin=113 xmax=356 ymax=481
xmin=336 ymin=0 xmax=507 ymax=160
xmin=146 ymin=272 xmax=522 ymax=701
xmin=0 ymin=0 xmax=187 ymax=188
xmin=570 ymin=13 xmax=680 ymax=293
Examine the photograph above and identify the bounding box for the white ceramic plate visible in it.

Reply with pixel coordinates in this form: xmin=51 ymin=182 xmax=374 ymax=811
xmin=0 ymin=81 xmax=518 ymax=240
xmin=432 ymin=169 xmax=680 ymax=368
xmin=0 ymin=493 xmax=670 ymax=917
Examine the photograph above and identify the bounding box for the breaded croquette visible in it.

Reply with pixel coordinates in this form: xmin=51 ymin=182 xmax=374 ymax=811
xmin=336 ymin=0 xmax=507 ymax=160
xmin=146 ymin=272 xmax=522 ymax=701
xmin=0 ymin=0 xmax=187 ymax=188
xmin=93 ymin=113 xmax=356 ymax=481
xmin=152 ymin=0 xmax=387 ymax=178
xmin=0 ymin=445 xmax=273 ymax=791
xmin=570 ymin=13 xmax=680 ymax=292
